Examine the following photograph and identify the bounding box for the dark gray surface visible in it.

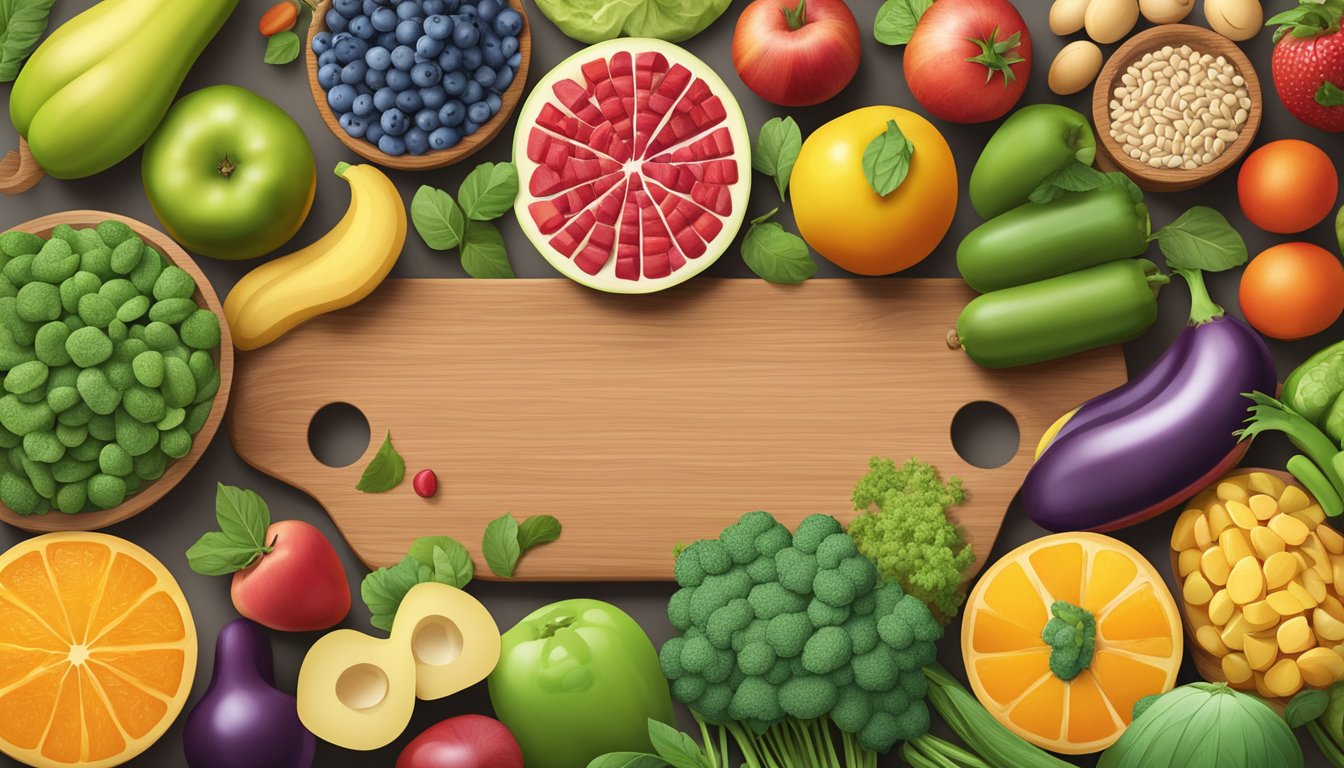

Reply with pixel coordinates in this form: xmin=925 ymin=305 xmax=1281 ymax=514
xmin=1 ymin=0 xmax=1342 ymax=764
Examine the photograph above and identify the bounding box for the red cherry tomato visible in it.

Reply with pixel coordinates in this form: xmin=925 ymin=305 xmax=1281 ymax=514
xmin=1240 ymin=242 xmax=1344 ymax=339
xmin=1237 ymin=140 xmax=1338 ymax=234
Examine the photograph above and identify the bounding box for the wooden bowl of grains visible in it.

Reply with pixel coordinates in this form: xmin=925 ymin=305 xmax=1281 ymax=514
xmin=1092 ymin=24 xmax=1262 ymax=192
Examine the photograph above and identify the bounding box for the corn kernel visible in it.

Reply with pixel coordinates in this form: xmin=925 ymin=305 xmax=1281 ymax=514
xmin=1227 ymin=557 xmax=1265 ymax=605
xmin=1244 ymin=632 xmax=1279 ymax=671
xmin=1319 ymin=525 xmax=1344 ymax=555
xmin=1201 ymin=546 xmax=1231 ymax=586
xmin=1278 ymin=615 xmax=1316 ymax=654
xmin=1251 ymin=526 xmax=1286 ymax=559
xmin=1219 ymin=528 xmax=1254 ymax=566
xmin=1218 ymin=481 xmax=1250 ymax=504
xmin=1195 ymin=514 xmax=1213 ymax=549
xmin=1222 ymin=652 xmax=1254 ymax=685
xmin=1280 ymin=485 xmax=1312 ymax=514
xmin=1178 ymin=548 xmax=1202 ymax=577
xmin=1265 ymin=657 xmax=1304 ymax=697
xmin=1249 ymin=472 xmax=1287 ymax=497
xmin=1298 ymin=647 xmax=1344 ymax=687
xmin=1184 ymin=571 xmax=1214 ymax=605
xmin=1227 ymin=500 xmax=1259 ymax=530
xmin=1245 ymin=600 xmax=1279 ymax=627
xmin=1316 ymin=608 xmax=1344 ymax=642
xmin=1208 ymin=589 xmax=1234 ymax=625
xmin=1270 ymin=513 xmax=1310 ymax=546
xmin=1263 ymin=551 xmax=1298 ymax=590
xmin=1266 ymin=590 xmax=1304 ymax=617
xmin=1249 ymin=494 xmax=1280 ymax=522
xmin=1197 ymin=624 xmax=1230 ymax=656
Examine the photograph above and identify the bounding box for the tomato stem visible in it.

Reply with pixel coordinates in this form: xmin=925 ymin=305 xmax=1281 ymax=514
xmin=780 ymin=0 xmax=807 ymax=31
xmin=964 ymin=26 xmax=1025 ymax=87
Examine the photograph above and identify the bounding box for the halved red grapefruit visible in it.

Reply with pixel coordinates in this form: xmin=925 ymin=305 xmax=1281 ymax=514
xmin=514 ymin=38 xmax=751 ymax=294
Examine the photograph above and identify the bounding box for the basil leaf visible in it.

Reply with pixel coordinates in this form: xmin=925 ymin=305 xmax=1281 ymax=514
xmin=458 ymin=162 xmax=519 ymax=221
xmin=742 ymin=214 xmax=816 ymax=285
xmin=360 ymin=556 xmax=421 ymax=631
xmin=1156 ymin=206 xmax=1247 ymax=273
xmin=861 ymin=120 xmax=914 ymax=197
xmin=518 ymin=515 xmax=562 ymax=552
xmin=460 ymin=220 xmax=515 ymax=278
xmin=873 ymin=0 xmax=932 ymax=45
xmin=1319 ymin=81 xmax=1344 ymax=108
xmin=1286 ymin=689 xmax=1330 ymax=728
xmin=411 ymin=186 xmax=467 ymax=250
xmin=0 ymin=0 xmax=54 ymax=82
xmin=357 ymin=431 xmax=406 ymax=493
xmin=407 ymin=535 xmax=463 ymax=569
xmin=752 ymin=116 xmax=802 ymax=201
xmin=430 ymin=543 xmax=474 ymax=588
xmin=214 ymin=483 xmax=272 ymax=552
xmin=586 ymin=754 xmax=669 ymax=768
xmin=646 ymin=720 xmax=709 ymax=768
xmin=1026 ymin=162 xmax=1110 ymax=204
xmin=483 ymin=512 xmax=521 ymax=578
xmin=186 ymin=532 xmax=267 ymax=576
xmin=263 ymin=31 xmax=301 ymax=65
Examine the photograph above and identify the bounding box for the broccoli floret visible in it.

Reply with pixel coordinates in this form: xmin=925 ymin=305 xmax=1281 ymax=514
xmin=690 ymin=570 xmax=753 ymax=624
xmin=764 ymin=658 xmax=792 ymax=685
xmin=873 ymin=581 xmax=905 ymax=616
xmin=839 ymin=555 xmax=878 ymax=595
xmin=830 ymin=687 xmax=872 ymax=734
xmin=813 ymin=568 xmax=857 ymax=607
xmin=704 ymin=646 xmax=735 ymax=683
xmin=852 ymin=645 xmax=900 ymax=692
xmin=801 ymin=625 xmax=852 ymax=675
xmin=748 ymin=581 xmax=807 ymax=620
xmin=766 ymin=611 xmax=811 ymax=658
xmin=681 ymin=633 xmax=717 ymax=675
xmin=729 ymin=676 xmax=784 ymax=723
xmin=816 ymin=532 xmax=858 ymax=568
xmin=1132 ymin=693 xmax=1162 ymax=721
xmin=1041 ymin=600 xmax=1096 ymax=681
xmin=807 ymin=597 xmax=849 ymax=627
xmin=870 ymin=686 xmax=910 ymax=716
xmin=897 ymin=667 xmax=928 ymax=700
xmin=732 ymin=618 xmax=769 ymax=652
xmin=852 ymin=592 xmax=876 ymax=616
xmin=895 ymin=639 xmax=937 ymax=672
xmin=865 ymin=701 xmax=930 ymax=752
xmin=660 ymin=636 xmax=686 ymax=679
xmin=756 ymin=523 xmax=793 ymax=558
xmin=899 ymin=594 xmax=943 ymax=643
xmin=696 ymin=683 xmax=733 ymax=723
xmin=707 ymin=598 xmax=754 ymax=649
xmin=721 ymin=513 xmax=771 ymax=564
xmin=845 ymin=613 xmax=880 ymax=655
xmin=779 ymin=676 xmax=838 ymax=720
xmin=698 ymin=540 xmax=733 ymax=575
xmin=793 ymin=514 xmax=843 ymax=554
xmin=728 ymin=668 xmax=746 ymax=691
xmin=775 ymin=548 xmax=817 ymax=594
xmin=876 ymin=612 xmax=913 ymax=650
xmin=668 ymin=587 xmax=694 ymax=630
xmin=738 ymin=641 xmax=776 ymax=676
xmin=745 ymin=554 xmax=778 ymax=584
xmin=830 ymin=666 xmax=854 ymax=688
xmin=674 ymin=544 xmax=706 ymax=587
xmin=672 ymin=674 xmax=707 ymax=703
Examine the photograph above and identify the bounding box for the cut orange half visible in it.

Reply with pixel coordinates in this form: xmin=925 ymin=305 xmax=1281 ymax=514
xmin=0 ymin=532 xmax=196 ymax=767
xmin=962 ymin=532 xmax=1182 ymax=754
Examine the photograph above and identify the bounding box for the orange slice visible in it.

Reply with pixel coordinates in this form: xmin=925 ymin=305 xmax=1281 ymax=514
xmin=962 ymin=532 xmax=1181 ymax=754
xmin=0 ymin=533 xmax=196 ymax=767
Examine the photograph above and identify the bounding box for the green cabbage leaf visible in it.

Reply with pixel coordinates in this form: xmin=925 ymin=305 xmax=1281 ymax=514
xmin=533 ymin=0 xmax=731 ymax=43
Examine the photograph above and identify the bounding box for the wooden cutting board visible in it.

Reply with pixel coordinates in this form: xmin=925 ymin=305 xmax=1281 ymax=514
xmin=227 ymin=279 xmax=1127 ymax=580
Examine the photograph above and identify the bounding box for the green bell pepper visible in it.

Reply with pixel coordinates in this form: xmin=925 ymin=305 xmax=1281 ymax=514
xmin=488 ymin=599 xmax=675 ymax=768
xmin=969 ymin=104 xmax=1097 ymax=220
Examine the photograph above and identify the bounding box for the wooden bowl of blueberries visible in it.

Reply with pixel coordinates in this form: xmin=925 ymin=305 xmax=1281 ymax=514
xmin=306 ymin=0 xmax=531 ymax=169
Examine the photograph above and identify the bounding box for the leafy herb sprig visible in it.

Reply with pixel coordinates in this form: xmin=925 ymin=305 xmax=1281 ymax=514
xmin=412 ymin=162 xmax=518 ymax=278
xmin=0 ymin=0 xmax=55 ymax=82
xmin=362 ymin=535 xmax=475 ymax=630
xmin=262 ymin=0 xmax=316 ymax=65
xmin=744 ymin=117 xmax=816 ymax=284
xmin=186 ymin=484 xmax=276 ymax=575
xmin=356 ymin=431 xmax=405 ymax=493
xmin=484 ymin=512 xmax=562 ymax=577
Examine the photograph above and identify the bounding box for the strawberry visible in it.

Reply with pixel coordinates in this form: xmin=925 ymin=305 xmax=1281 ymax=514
xmin=1269 ymin=0 xmax=1344 ymax=131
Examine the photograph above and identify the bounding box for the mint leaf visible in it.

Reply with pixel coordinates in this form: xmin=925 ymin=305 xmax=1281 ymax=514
xmin=752 ymin=116 xmax=802 ymax=201
xmin=357 ymin=431 xmax=405 ymax=493
xmin=873 ymin=0 xmax=932 ymax=45
xmin=458 ymin=162 xmax=519 ymax=221
xmin=587 ymin=755 xmax=669 ymax=768
xmin=360 ymin=556 xmax=421 ymax=632
xmin=646 ymin=720 xmax=710 ymax=768
xmin=1286 ymin=688 xmax=1330 ymax=728
xmin=411 ymin=186 xmax=467 ymax=250
xmin=460 ymin=220 xmax=515 ymax=278
xmin=186 ymin=533 xmax=267 ymax=576
xmin=185 ymin=485 xmax=274 ymax=576
xmin=861 ymin=120 xmax=914 ymax=197
xmin=483 ymin=512 xmax=522 ymax=578
xmin=431 ymin=543 xmax=474 ymax=588
xmin=1318 ymin=81 xmax=1344 ymax=107
xmin=1026 ymin=162 xmax=1110 ymax=204
xmin=263 ymin=31 xmax=301 ymax=65
xmin=1156 ymin=206 xmax=1247 ymax=273
xmin=742 ymin=213 xmax=816 ymax=285
xmin=0 ymin=0 xmax=54 ymax=82
xmin=518 ymin=515 xmax=562 ymax=552
xmin=407 ymin=535 xmax=462 ymax=569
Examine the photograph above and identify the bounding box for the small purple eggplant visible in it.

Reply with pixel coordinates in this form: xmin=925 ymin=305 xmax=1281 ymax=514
xmin=1023 ymin=270 xmax=1277 ymax=533
xmin=185 ymin=619 xmax=315 ymax=768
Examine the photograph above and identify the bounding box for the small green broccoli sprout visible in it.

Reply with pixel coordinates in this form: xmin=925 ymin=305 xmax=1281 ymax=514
xmin=1041 ymin=600 xmax=1096 ymax=681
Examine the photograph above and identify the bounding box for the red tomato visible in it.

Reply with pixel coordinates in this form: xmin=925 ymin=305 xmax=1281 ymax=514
xmin=1240 ymin=242 xmax=1344 ymax=340
xmin=397 ymin=716 xmax=524 ymax=768
xmin=904 ymin=0 xmax=1031 ymax=124
xmin=1237 ymin=139 xmax=1338 ymax=234
xmin=732 ymin=0 xmax=861 ymax=107
xmin=259 ymin=1 xmax=298 ymax=36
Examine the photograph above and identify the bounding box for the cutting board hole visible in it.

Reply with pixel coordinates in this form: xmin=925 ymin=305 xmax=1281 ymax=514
xmin=309 ymin=403 xmax=371 ymax=468
xmin=951 ymin=401 xmax=1019 ymax=469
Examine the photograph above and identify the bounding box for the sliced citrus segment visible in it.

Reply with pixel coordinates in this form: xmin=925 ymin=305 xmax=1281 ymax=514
xmin=0 ymin=532 xmax=195 ymax=768
xmin=963 ymin=532 xmax=1182 ymax=754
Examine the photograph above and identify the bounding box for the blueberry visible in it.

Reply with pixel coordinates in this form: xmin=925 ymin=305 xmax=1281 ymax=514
xmin=404 ymin=127 xmax=430 ymax=155
xmin=381 ymin=108 xmax=410 ymax=136
xmin=414 ymin=108 xmax=440 ymax=131
xmin=334 ymin=36 xmax=368 ymax=64
xmin=374 ymin=86 xmax=398 ymax=111
xmin=477 ymin=0 xmax=500 ymax=19
xmin=482 ymin=38 xmax=504 ymax=68
xmin=438 ymin=100 xmax=465 ymax=127
xmin=370 ymin=6 xmax=398 ymax=30
xmin=491 ymin=65 xmax=513 ymax=92
xmin=396 ymin=18 xmax=422 ymax=44
xmin=379 ymin=134 xmax=407 ymax=156
xmin=366 ymin=45 xmax=391 ymax=70
xmin=507 ymin=51 xmax=521 ymax=69
xmin=386 ymin=68 xmax=412 ymax=90
xmin=415 ymin=36 xmax=444 ymax=59
xmin=423 ymin=14 xmax=453 ymax=40
xmin=463 ymin=79 xmax=483 ymax=104
xmin=471 ymin=64 xmax=495 ymax=87
xmin=441 ymin=70 xmax=467 ymax=96
xmin=339 ymin=112 xmax=368 ymax=138
xmin=458 ymin=3 xmax=476 ymax=17
xmin=452 ymin=18 xmax=479 ymax=47
xmin=395 ymin=89 xmax=424 ymax=113
xmin=493 ymin=7 xmax=522 ymax=36
xmin=366 ymin=123 xmax=385 ymax=144
xmin=462 ymin=119 xmax=480 ymax=135
xmin=312 ymin=31 xmax=334 ymax=54
xmin=325 ymin=8 xmax=348 ymax=32
xmin=365 ymin=67 xmax=388 ymax=88
xmin=420 ymin=86 xmax=447 ymax=110
xmin=339 ymin=60 xmax=367 ymax=85
xmin=411 ymin=62 xmax=441 ymax=88
xmin=318 ymin=63 xmax=343 ymax=90
xmin=396 ymin=1 xmax=421 ymax=20
xmin=334 ymin=0 xmax=362 ymax=16
xmin=442 ymin=0 xmax=459 ymax=11
xmin=486 ymin=91 xmax=501 ymax=115
xmin=327 ymin=84 xmax=359 ymax=113
xmin=349 ymin=14 xmax=375 ymax=38
xmin=352 ymin=93 xmax=376 ymax=116
xmin=437 ymin=47 xmax=462 ymax=72
xmin=389 ymin=44 xmax=416 ymax=70
xmin=377 ymin=31 xmax=399 ymax=49
xmin=363 ymin=0 xmax=378 ymax=13
xmin=318 ymin=49 xmax=339 ymax=67
xmin=461 ymin=46 xmax=482 ymax=71
xmin=429 ymin=126 xmax=462 ymax=150
xmin=500 ymin=34 xmax=518 ymax=58
xmin=422 ymin=0 xmax=445 ymax=12
xmin=466 ymin=100 xmax=491 ymax=125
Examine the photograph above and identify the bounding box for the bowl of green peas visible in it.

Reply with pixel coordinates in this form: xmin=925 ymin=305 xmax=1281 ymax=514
xmin=0 ymin=211 xmax=232 ymax=531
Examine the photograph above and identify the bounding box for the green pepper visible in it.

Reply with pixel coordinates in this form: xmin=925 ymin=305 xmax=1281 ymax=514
xmin=487 ymin=599 xmax=675 ymax=768
xmin=957 ymin=187 xmax=1150 ymax=293
xmin=953 ymin=259 xmax=1168 ymax=369
xmin=968 ymin=105 xmax=1097 ymax=220
xmin=1284 ymin=340 xmax=1344 ymax=426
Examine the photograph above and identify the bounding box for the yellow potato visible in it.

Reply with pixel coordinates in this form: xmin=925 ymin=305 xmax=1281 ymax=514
xmin=1288 ymin=580 xmax=1320 ymax=611
xmin=1178 ymin=548 xmax=1202 ymax=577
xmin=1208 ymin=503 xmax=1234 ymax=539
xmin=1221 ymin=613 xmax=1254 ymax=651
xmin=1227 ymin=557 xmax=1265 ymax=605
xmin=1298 ymin=647 xmax=1344 ymax=687
xmin=1249 ymin=495 xmax=1279 ymax=522
xmin=1172 ymin=508 xmax=1201 ymax=550
xmin=1245 ymin=600 xmax=1279 ymax=628
xmin=1270 ymin=514 xmax=1310 ymax=546
xmin=1219 ymin=528 xmax=1253 ymax=566
xmin=1264 ymin=657 xmax=1304 ymax=697
xmin=1280 ymin=486 xmax=1312 ymax=514
xmin=1201 ymin=546 xmax=1231 ymax=586
xmin=1319 ymin=525 xmax=1344 ymax=555
xmin=1278 ymin=615 xmax=1316 ymax=654
xmin=1244 ymin=632 xmax=1279 ymax=671
xmin=1208 ymin=590 xmax=1234 ymax=625
xmin=1184 ymin=571 xmax=1214 ymax=605
xmin=1315 ymin=608 xmax=1344 ymax=642
xmin=1296 ymin=505 xmax=1327 ymax=527
xmin=1303 ymin=569 xmax=1328 ymax=604
xmin=1263 ymin=551 xmax=1298 ymax=591
xmin=1227 ymin=500 xmax=1259 ymax=531
xmin=1251 ymin=526 xmax=1286 ymax=559
xmin=1218 ymin=481 xmax=1250 ymax=504
xmin=1249 ymin=472 xmax=1287 ymax=497
xmin=1221 ymin=652 xmax=1254 ymax=685
xmin=1266 ymin=590 xmax=1304 ymax=617
xmin=1195 ymin=514 xmax=1213 ymax=549
xmin=1198 ymin=624 xmax=1231 ymax=656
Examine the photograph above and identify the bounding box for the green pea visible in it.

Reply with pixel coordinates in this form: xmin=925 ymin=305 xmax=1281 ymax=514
xmin=107 ymin=362 xmax=135 ymax=392
xmin=160 ymin=427 xmax=191 ymax=459
xmin=129 ymin=248 xmax=164 ymax=295
xmin=107 ymin=319 xmax=127 ymax=343
xmin=156 ymin=407 xmax=185 ymax=431
xmin=46 ymin=386 xmax=79 ymax=414
xmin=114 ymin=410 xmax=158 ymax=457
xmin=185 ymin=401 xmax=212 ymax=434
xmin=161 ymin=357 xmax=196 ymax=409
xmin=50 ymin=225 xmax=78 ymax=249
xmin=98 ymin=443 xmax=133 ymax=476
xmin=0 ymin=425 xmax=20 ymax=449
xmin=193 ymin=370 xmax=220 ymax=406
xmin=31 ymin=239 xmax=79 ymax=284
xmin=148 ymin=298 xmax=196 ymax=325
xmin=162 ymin=347 xmax=189 ymax=364
xmin=34 ymin=322 xmax=71 ymax=366
xmin=67 ymin=438 xmax=102 ymax=462
xmin=115 ymin=295 xmax=150 ymax=323
xmin=0 ymin=472 xmax=41 ymax=515
xmin=59 ymin=272 xmax=101 ymax=315
xmin=95 ymin=221 xmax=135 ymax=249
xmin=0 ymin=395 xmax=54 ymax=436
xmin=57 ymin=402 xmax=92 ymax=427
xmin=66 ymin=327 xmax=112 ymax=368
xmin=61 ymin=316 xmax=83 ymax=332
xmin=87 ymin=473 xmax=126 ymax=509
xmin=132 ymin=351 xmax=164 ymax=388
xmin=73 ymin=229 xmax=103 ymax=256
xmin=52 ymin=453 xmax=97 ymax=483
xmin=180 ymin=310 xmax=220 ymax=350
xmin=79 ymin=247 xmax=113 ymax=280
xmin=128 ymin=323 xmax=146 ymax=341
xmin=16 ymin=282 xmax=60 ymax=323
xmin=87 ymin=413 xmax=115 ymax=442
xmin=77 ymin=293 xmax=116 ymax=329
xmin=22 ymin=458 xmax=54 ymax=499
xmin=133 ymin=449 xmax=167 ymax=481
xmin=143 ymin=322 xmax=178 ymax=351
xmin=112 ymin=338 xmax=148 ymax=364
xmin=23 ymin=431 xmax=64 ymax=463
xmin=122 ymin=385 xmax=165 ymax=424
xmin=0 ymin=299 xmax=38 ymax=347
xmin=153 ymin=266 xmax=196 ymax=300
xmin=0 ymin=336 xmax=35 ymax=370
xmin=47 ymin=365 xmax=78 ymax=390
xmin=14 ymin=388 xmax=44 ymax=405
xmin=0 ymin=276 xmax=18 ymax=300
xmin=3 ymin=255 xmax=34 ymax=287
xmin=55 ymin=422 xmax=85 ymax=448
xmin=110 ymin=239 xmax=143 ymax=275
xmin=4 ymin=360 xmax=47 ymax=395
xmin=0 ymin=232 xmax=43 ymax=258
xmin=8 ymin=446 xmax=24 ymax=474
xmin=55 ymin=481 xmax=86 ymax=514
xmin=98 ymin=278 xmax=137 ymax=308
xmin=76 ymin=367 xmax=120 ymax=415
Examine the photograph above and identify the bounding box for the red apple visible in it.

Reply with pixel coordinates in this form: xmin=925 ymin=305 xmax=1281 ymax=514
xmin=396 ymin=716 xmax=524 ymax=768
xmin=732 ymin=0 xmax=861 ymax=107
xmin=231 ymin=520 xmax=351 ymax=632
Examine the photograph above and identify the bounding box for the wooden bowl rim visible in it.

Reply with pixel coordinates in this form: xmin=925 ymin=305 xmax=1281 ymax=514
xmin=1091 ymin=24 xmax=1262 ymax=192
xmin=0 ymin=211 xmax=234 ymax=533
xmin=305 ymin=0 xmax=532 ymax=170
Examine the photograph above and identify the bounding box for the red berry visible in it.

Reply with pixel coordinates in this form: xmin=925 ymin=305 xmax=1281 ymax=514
xmin=413 ymin=469 xmax=437 ymax=498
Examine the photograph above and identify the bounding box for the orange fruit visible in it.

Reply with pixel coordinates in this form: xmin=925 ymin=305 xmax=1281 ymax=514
xmin=0 ymin=533 xmax=196 ymax=767
xmin=961 ymin=532 xmax=1182 ymax=754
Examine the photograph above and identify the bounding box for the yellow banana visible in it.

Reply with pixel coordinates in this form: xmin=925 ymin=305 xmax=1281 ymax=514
xmin=224 ymin=163 xmax=405 ymax=351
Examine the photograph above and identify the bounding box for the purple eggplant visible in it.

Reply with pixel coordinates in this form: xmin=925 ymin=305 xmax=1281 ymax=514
xmin=1023 ymin=273 xmax=1277 ymax=532
xmin=184 ymin=619 xmax=315 ymax=768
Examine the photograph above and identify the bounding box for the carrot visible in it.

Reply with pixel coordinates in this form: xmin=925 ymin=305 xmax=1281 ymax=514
xmin=259 ymin=1 xmax=298 ymax=36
